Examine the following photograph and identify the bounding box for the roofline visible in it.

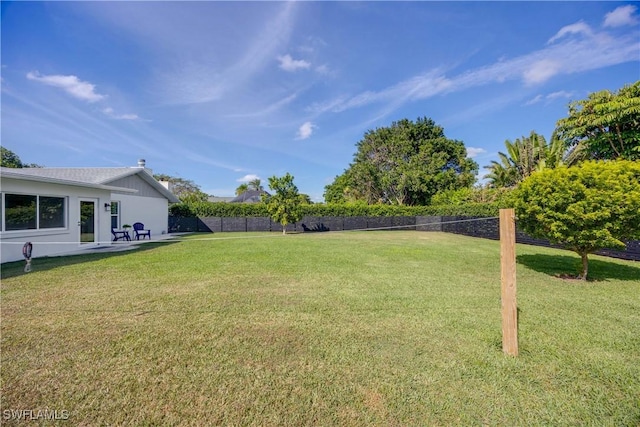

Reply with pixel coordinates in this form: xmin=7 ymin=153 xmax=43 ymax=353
xmin=135 ymin=169 xmax=180 ymax=203
xmin=0 ymin=170 xmax=138 ymax=193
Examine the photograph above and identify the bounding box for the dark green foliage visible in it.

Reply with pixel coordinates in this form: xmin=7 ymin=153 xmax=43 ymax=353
xmin=169 ymin=202 xmax=268 ymax=217
xmin=1 ymin=147 xmax=42 ymax=168
xmin=325 ymin=117 xmax=478 ymax=205
xmin=555 ymin=81 xmax=640 ymax=161
xmin=170 ymin=201 xmax=500 ymax=218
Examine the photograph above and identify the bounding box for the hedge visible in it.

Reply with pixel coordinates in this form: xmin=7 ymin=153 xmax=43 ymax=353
xmin=169 ymin=202 xmax=500 ymax=218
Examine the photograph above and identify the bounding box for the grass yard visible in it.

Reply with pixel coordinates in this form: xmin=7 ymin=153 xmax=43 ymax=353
xmin=1 ymin=231 xmax=639 ymax=426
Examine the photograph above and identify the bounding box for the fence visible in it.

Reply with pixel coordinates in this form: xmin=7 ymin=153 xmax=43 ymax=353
xmin=168 ymin=216 xmax=640 ymax=261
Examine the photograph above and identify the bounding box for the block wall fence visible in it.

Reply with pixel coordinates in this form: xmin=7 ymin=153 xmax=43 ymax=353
xmin=168 ymin=216 xmax=640 ymax=261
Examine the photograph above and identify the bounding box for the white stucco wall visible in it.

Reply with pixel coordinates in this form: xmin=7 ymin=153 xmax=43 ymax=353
xmin=114 ymin=193 xmax=169 ymax=238
xmin=0 ymin=178 xmax=112 ymax=263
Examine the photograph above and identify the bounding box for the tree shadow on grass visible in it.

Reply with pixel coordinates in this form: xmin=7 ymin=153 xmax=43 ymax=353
xmin=0 ymin=241 xmax=179 ymax=280
xmin=517 ymin=253 xmax=640 ymax=282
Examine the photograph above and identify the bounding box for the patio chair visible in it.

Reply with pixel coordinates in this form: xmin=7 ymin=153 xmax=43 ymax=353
xmin=133 ymin=222 xmax=151 ymax=240
xmin=112 ymin=228 xmax=131 ymax=242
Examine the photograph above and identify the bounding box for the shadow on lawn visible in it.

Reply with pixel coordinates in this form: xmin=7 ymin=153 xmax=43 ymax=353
xmin=0 ymin=241 xmax=179 ymax=280
xmin=517 ymin=253 xmax=640 ymax=282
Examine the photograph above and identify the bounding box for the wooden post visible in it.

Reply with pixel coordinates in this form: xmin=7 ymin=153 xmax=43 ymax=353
xmin=500 ymin=208 xmax=518 ymax=356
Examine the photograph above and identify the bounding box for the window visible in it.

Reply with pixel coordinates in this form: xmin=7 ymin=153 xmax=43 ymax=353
xmin=2 ymin=193 xmax=66 ymax=231
xmin=110 ymin=201 xmax=120 ymax=229
xmin=5 ymin=194 xmax=36 ymax=230
xmin=40 ymin=196 xmax=66 ymax=228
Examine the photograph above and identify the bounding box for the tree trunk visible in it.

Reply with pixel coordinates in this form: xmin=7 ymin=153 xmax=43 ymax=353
xmin=282 ymin=226 xmax=286 ymax=235
xmin=579 ymin=252 xmax=589 ymax=280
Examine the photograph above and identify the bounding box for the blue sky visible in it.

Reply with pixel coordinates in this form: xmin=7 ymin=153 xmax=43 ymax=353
xmin=2 ymin=1 xmax=638 ymax=201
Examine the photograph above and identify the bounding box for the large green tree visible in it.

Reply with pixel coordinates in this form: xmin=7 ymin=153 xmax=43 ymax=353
xmin=555 ymin=81 xmax=640 ymax=162
xmin=263 ymin=173 xmax=303 ymax=234
xmin=325 ymin=117 xmax=478 ymax=205
xmin=513 ymin=160 xmax=640 ymax=280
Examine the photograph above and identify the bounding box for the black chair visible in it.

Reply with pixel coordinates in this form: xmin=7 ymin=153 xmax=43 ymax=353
xmin=133 ymin=222 xmax=151 ymax=240
xmin=112 ymin=228 xmax=130 ymax=241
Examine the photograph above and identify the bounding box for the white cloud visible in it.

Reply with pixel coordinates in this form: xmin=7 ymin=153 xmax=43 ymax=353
xmin=102 ymin=107 xmax=140 ymax=120
xmin=296 ymin=121 xmax=315 ymax=140
xmin=278 ymin=54 xmax=311 ymax=72
xmin=466 ymin=147 xmax=487 ymax=158
xmin=604 ymin=5 xmax=638 ymax=28
xmin=237 ymin=174 xmax=260 ymax=183
xmin=26 ymin=71 xmax=105 ymax=102
xmin=525 ymin=94 xmax=543 ymax=106
xmin=546 ymin=90 xmax=574 ymax=100
xmin=548 ymin=21 xmax=593 ymax=44
xmin=522 ymin=59 xmax=560 ymax=85
xmin=526 ymin=91 xmax=574 ymax=106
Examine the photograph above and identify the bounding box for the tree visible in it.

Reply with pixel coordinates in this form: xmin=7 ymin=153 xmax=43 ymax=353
xmin=263 ymin=173 xmax=303 ymax=235
xmin=555 ymin=81 xmax=640 ymax=162
xmin=513 ymin=160 xmax=640 ymax=280
xmin=235 ymin=183 xmax=249 ymax=196
xmin=325 ymin=117 xmax=478 ymax=205
xmin=248 ymin=178 xmax=264 ymax=191
xmin=484 ymin=131 xmax=564 ymax=188
xmin=1 ymin=147 xmax=43 ymax=168
xmin=153 ymin=174 xmax=209 ymax=202
xmin=323 ymin=172 xmax=363 ymax=203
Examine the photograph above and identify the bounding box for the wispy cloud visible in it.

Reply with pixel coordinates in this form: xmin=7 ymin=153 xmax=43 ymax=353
xmin=296 ymin=121 xmax=316 ymax=140
xmin=308 ymin=9 xmax=638 ymax=115
xmin=102 ymin=107 xmax=141 ymax=121
xmin=157 ymin=2 xmax=297 ymax=105
xmin=278 ymin=54 xmax=311 ymax=72
xmin=604 ymin=5 xmax=638 ymax=28
xmin=547 ymin=21 xmax=593 ymax=44
xmin=525 ymin=90 xmax=575 ymax=106
xmin=525 ymin=94 xmax=544 ymax=106
xmin=26 ymin=71 xmax=105 ymax=102
xmin=522 ymin=59 xmax=561 ymax=85
xmin=466 ymin=147 xmax=487 ymax=158
xmin=546 ymin=90 xmax=575 ymax=100
xmin=224 ymin=92 xmax=298 ymax=119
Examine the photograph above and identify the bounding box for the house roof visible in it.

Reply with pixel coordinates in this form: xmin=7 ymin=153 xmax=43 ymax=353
xmin=208 ymin=196 xmax=236 ymax=203
xmin=231 ymin=189 xmax=269 ymax=203
xmin=0 ymin=166 xmax=180 ymax=203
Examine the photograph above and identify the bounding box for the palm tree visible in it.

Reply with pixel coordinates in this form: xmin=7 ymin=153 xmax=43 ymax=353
xmin=235 ymin=183 xmax=249 ymax=196
xmin=485 ymin=131 xmax=565 ymax=187
xmin=248 ymin=178 xmax=264 ymax=191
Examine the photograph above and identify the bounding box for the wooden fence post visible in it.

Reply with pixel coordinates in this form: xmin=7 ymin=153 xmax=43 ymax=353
xmin=500 ymin=208 xmax=518 ymax=356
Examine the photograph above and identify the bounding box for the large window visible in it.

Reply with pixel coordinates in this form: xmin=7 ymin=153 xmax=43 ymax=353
xmin=3 ymin=194 xmax=66 ymax=231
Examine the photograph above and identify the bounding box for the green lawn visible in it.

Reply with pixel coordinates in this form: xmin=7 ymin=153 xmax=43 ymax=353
xmin=1 ymin=231 xmax=639 ymax=426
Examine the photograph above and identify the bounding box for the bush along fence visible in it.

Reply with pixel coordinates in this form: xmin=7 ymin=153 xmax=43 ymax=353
xmin=168 ymin=214 xmax=640 ymax=261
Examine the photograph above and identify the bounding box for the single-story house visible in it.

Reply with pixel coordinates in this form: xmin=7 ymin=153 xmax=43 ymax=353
xmin=0 ymin=160 xmax=179 ymax=264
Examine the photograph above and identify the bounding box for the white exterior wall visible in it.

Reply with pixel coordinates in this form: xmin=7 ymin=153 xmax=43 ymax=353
xmin=0 ymin=178 xmax=112 ymax=263
xmin=114 ymin=193 xmax=169 ymax=237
